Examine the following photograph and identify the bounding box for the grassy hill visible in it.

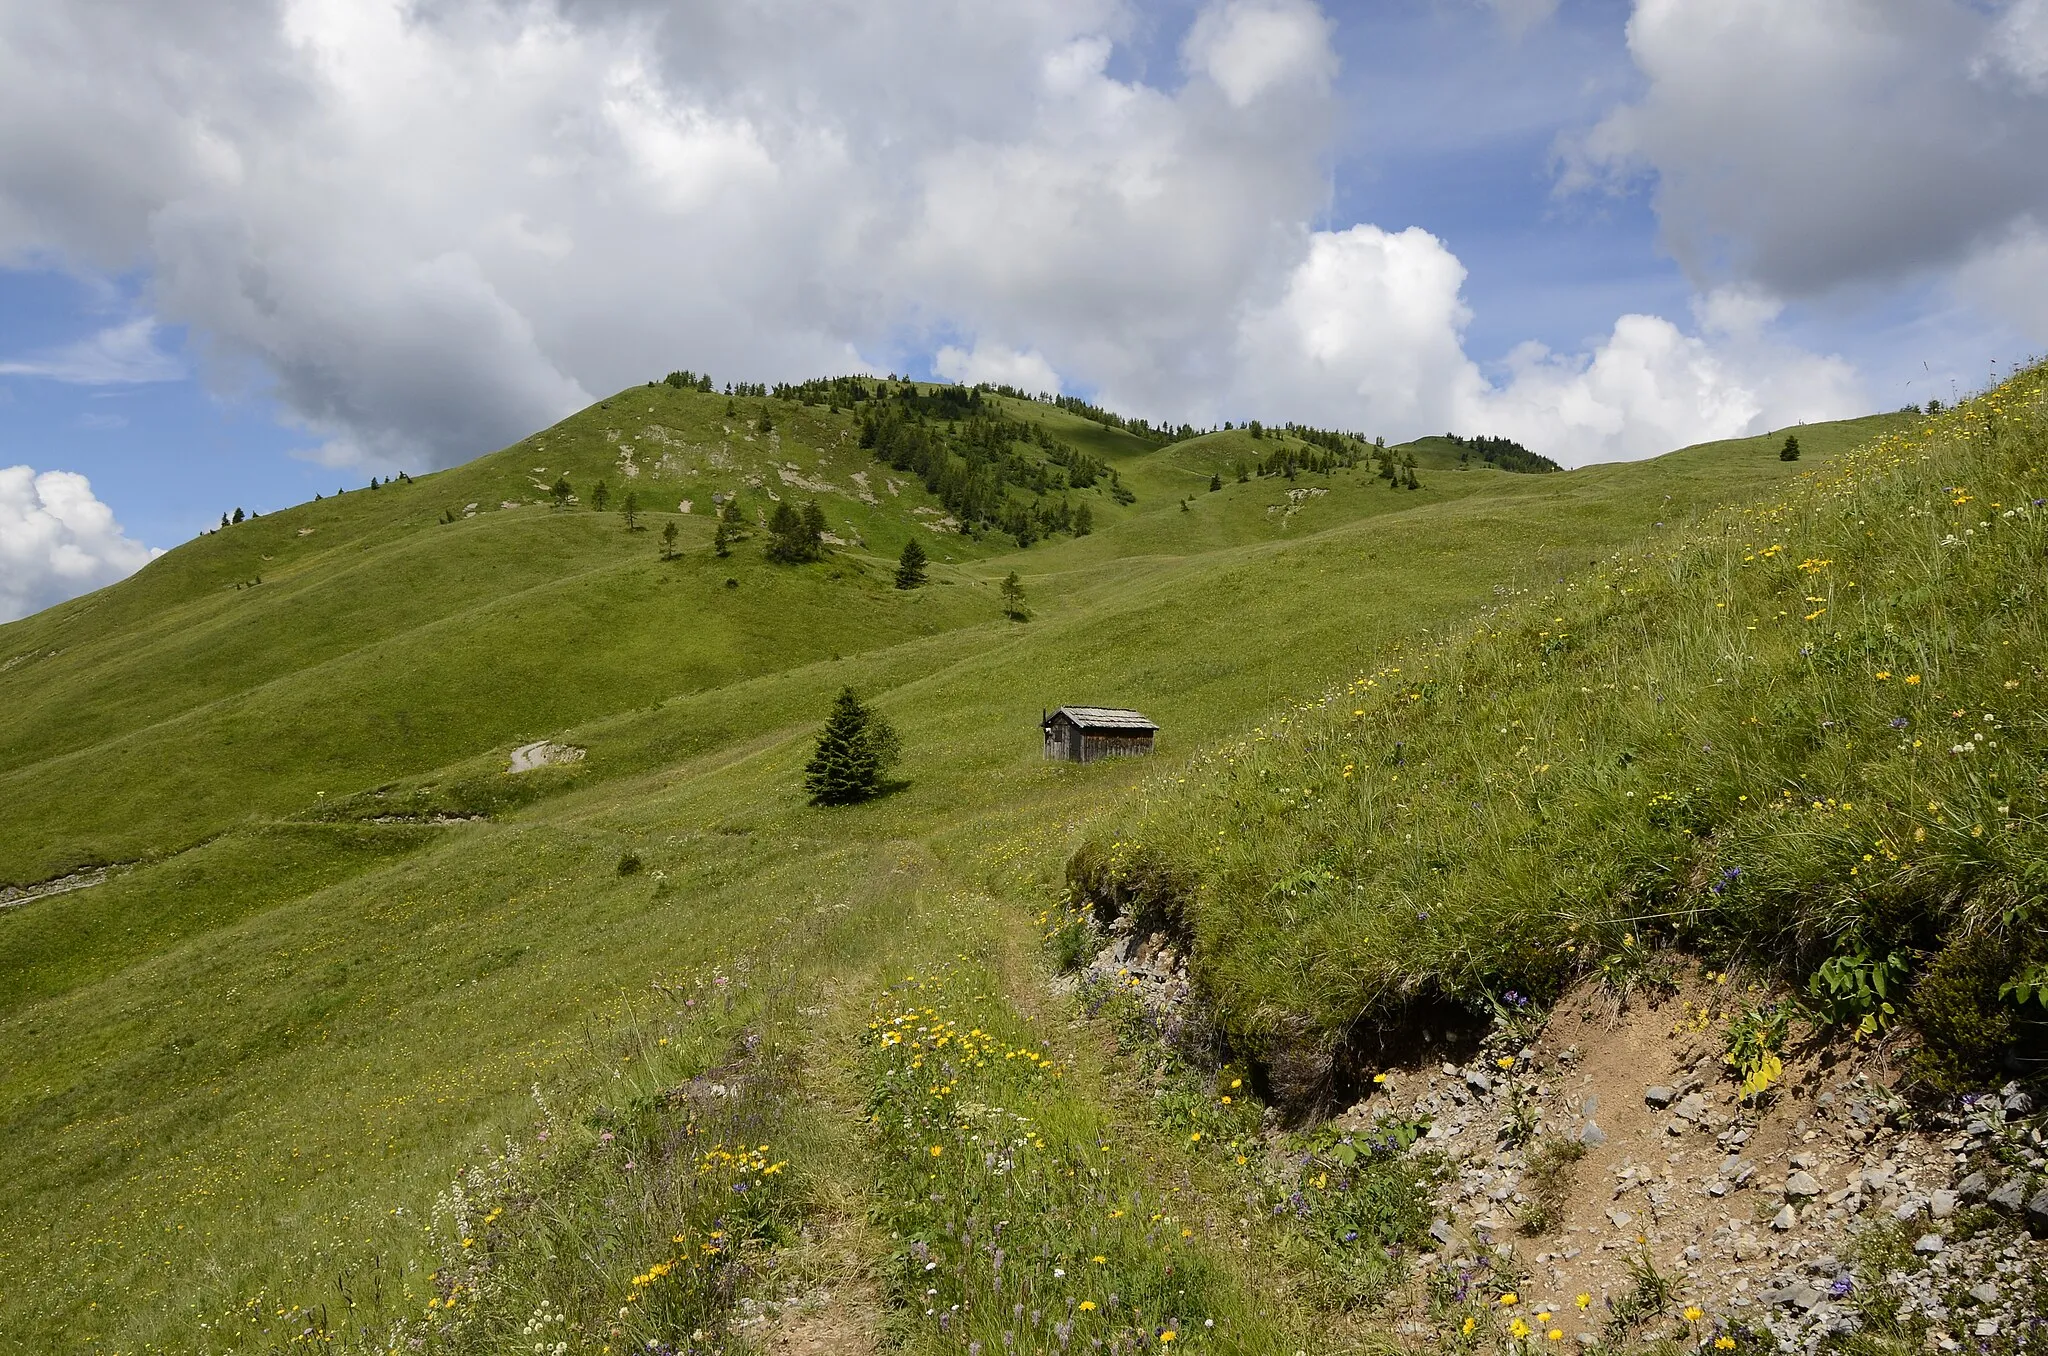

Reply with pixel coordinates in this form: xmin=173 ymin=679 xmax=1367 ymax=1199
xmin=7 ymin=364 xmax=2029 ymax=1355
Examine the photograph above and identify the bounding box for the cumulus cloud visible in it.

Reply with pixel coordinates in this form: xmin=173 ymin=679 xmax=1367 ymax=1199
xmin=933 ymin=342 xmax=1064 ymax=395
xmin=0 ymin=466 xmax=161 ymax=622
xmin=0 ymin=318 xmax=184 ymax=384
xmin=1228 ymin=228 xmax=1863 ymax=463
xmin=1564 ymin=0 xmax=2048 ymax=301
xmin=0 ymin=0 xmax=1877 ymax=479
xmin=1184 ymin=0 xmax=1336 ymax=107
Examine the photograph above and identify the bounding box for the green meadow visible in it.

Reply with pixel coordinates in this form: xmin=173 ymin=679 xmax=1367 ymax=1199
xmin=6 ymin=366 xmax=2037 ymax=1355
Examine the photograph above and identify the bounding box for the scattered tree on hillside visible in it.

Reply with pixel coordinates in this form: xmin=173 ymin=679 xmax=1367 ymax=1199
xmin=592 ymin=480 xmax=611 ymax=512
xmin=233 ymin=507 xmax=244 ymax=524
xmin=1780 ymin=434 xmax=1801 ymax=462
xmin=802 ymin=687 xmax=901 ymax=805
xmin=661 ymin=520 xmax=680 ymax=559
xmin=220 ymin=513 xmax=229 ymax=529
xmin=1248 ymin=420 xmax=1264 ymax=439
xmin=1073 ymin=503 xmax=1093 ymax=536
xmin=370 ymin=477 xmax=379 ymax=489
xmin=621 ymin=491 xmax=640 ymax=531
xmin=1000 ymin=571 xmax=1030 ymax=621
xmin=756 ymin=409 xmax=774 ymax=435
xmin=895 ymin=536 xmax=928 ymax=589
xmin=765 ymin=500 xmax=824 ymax=563
xmin=552 ymin=475 xmax=573 ymax=510
xmin=1210 ymin=473 xmax=1222 ymax=492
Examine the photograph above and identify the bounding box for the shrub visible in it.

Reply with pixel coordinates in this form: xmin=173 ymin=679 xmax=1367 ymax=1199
xmin=1906 ymin=928 xmax=2016 ymax=1093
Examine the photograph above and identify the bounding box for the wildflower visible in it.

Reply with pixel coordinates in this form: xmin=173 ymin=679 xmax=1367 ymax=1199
xmin=1715 ymin=1339 xmax=1736 ymax=1351
xmin=1575 ymin=1294 xmax=1591 ymax=1310
xmin=1462 ymin=1317 xmax=1477 ymax=1336
xmin=1091 ymin=1255 xmax=1107 ymax=1264
xmin=1496 ymin=1057 xmax=1515 ymax=1069
xmin=1079 ymin=1301 xmax=1097 ymax=1311
xmin=1548 ymin=1331 xmax=1563 ymax=1342
xmin=929 ymin=1146 xmax=943 ymax=1157
xmin=1685 ymin=1306 xmax=1705 ymax=1322
xmin=1500 ymin=1292 xmax=1519 ymax=1306
xmin=1160 ymin=1332 xmax=1177 ymax=1343
xmin=1372 ymin=1073 xmax=1387 ymax=1084
xmin=1905 ymin=675 xmax=1921 ymax=685
xmin=1510 ymin=1318 xmax=1532 ymax=1340
xmin=1874 ymin=671 xmax=1890 ymax=681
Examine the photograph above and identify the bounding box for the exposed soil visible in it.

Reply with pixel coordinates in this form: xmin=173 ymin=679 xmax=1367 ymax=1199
xmin=1347 ymin=968 xmax=2048 ymax=1351
xmin=0 ymin=863 xmax=123 ymax=911
xmin=508 ymin=740 xmax=586 ymax=773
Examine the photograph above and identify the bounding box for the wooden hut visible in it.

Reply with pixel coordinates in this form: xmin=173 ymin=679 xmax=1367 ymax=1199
xmin=1041 ymin=706 xmax=1158 ymax=763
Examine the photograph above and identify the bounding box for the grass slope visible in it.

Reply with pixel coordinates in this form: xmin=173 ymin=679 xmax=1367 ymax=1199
xmin=1098 ymin=378 xmax=2048 ymax=1101
xmin=0 ymin=379 xmax=1930 ymax=1352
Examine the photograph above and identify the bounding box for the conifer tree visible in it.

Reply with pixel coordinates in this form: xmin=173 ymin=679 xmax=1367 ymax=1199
xmin=661 ymin=520 xmax=679 ymax=559
xmin=621 ymin=491 xmax=640 ymax=530
xmin=1000 ymin=571 xmax=1030 ymax=621
xmin=1210 ymin=473 xmax=1222 ymax=492
xmin=232 ymin=507 xmax=244 ymax=523
xmin=552 ymin=475 xmax=573 ymax=510
xmin=1073 ymin=502 xmax=1093 ymax=536
xmin=1779 ymin=433 xmax=1801 ymax=461
xmin=593 ymin=480 xmax=611 ymax=512
xmin=895 ymin=536 xmax=929 ymax=589
xmin=802 ymin=687 xmax=900 ymax=805
xmin=766 ymin=500 xmax=824 ymax=562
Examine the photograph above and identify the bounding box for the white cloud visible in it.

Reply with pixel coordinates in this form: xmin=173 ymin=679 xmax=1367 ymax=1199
xmin=0 ymin=0 xmax=1883 ymax=481
xmin=1979 ymin=0 xmax=2048 ymax=92
xmin=1227 ymin=227 xmax=1864 ymax=464
xmin=1564 ymin=0 xmax=2048 ymax=298
xmin=933 ymin=342 xmax=1063 ymax=395
xmin=0 ymin=318 xmax=184 ymax=384
xmin=0 ymin=465 xmax=161 ymax=622
xmin=1953 ymin=218 xmax=2048 ymax=344
xmin=1184 ymin=0 xmax=1336 ymax=107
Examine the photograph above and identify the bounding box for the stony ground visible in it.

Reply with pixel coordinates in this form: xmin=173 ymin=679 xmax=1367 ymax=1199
xmin=1080 ymin=926 xmax=2048 ymax=1354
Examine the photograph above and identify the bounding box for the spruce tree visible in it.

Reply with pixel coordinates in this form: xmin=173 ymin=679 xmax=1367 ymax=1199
xmin=661 ymin=520 xmax=679 ymax=559
xmin=592 ymin=480 xmax=611 ymax=512
xmin=1210 ymin=473 xmax=1222 ymax=492
xmin=621 ymin=491 xmax=640 ymax=530
xmin=551 ymin=475 xmax=573 ymax=510
xmin=1779 ymin=434 xmax=1801 ymax=462
xmin=802 ymin=686 xmax=900 ymax=805
xmin=895 ymin=536 xmax=929 ymax=589
xmin=1073 ymin=502 xmax=1093 ymax=536
xmin=1000 ymin=571 xmax=1030 ymax=621
xmin=232 ymin=507 xmax=244 ymax=523
xmin=766 ymin=501 xmax=824 ymax=562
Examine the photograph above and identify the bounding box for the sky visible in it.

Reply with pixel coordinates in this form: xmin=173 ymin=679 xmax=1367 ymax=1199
xmin=2 ymin=0 xmax=2045 ymax=622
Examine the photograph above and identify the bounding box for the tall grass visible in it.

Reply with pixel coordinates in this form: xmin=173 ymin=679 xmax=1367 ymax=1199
xmin=1109 ymin=366 xmax=2048 ymax=1087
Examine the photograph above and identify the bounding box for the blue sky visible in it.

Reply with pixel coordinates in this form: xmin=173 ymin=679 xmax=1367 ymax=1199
xmin=2 ymin=0 xmax=2044 ymax=620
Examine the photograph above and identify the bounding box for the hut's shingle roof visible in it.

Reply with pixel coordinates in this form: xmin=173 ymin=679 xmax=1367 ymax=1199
xmin=1048 ymin=706 xmax=1159 ymax=732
